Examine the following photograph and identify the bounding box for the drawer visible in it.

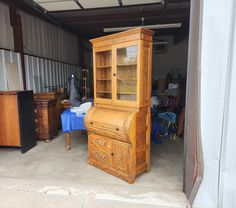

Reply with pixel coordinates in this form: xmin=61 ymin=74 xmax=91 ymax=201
xmin=34 ymin=109 xmax=43 ymax=118
xmin=89 ymin=134 xmax=112 ymax=167
xmin=90 ymin=134 xmax=112 ymax=152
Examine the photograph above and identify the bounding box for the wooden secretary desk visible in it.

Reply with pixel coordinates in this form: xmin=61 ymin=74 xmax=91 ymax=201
xmin=85 ymin=28 xmax=153 ymax=183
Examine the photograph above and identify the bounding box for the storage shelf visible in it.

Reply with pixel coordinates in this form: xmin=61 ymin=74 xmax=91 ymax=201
xmin=96 ymin=79 xmax=112 ymax=81
xmin=117 ymin=91 xmax=136 ymax=95
xmin=96 ymin=66 xmax=111 ymax=69
xmin=117 ymin=63 xmax=137 ymax=67
xmin=97 ymin=91 xmax=112 ymax=93
xmin=117 ymin=78 xmax=137 ymax=81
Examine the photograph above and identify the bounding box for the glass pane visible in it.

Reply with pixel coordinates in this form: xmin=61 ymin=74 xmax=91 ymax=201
xmin=95 ymin=50 xmax=112 ymax=99
xmin=116 ymin=45 xmax=137 ymax=101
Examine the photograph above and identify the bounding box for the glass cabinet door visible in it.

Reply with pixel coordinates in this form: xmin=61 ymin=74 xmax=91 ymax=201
xmin=95 ymin=50 xmax=112 ymax=99
xmin=116 ymin=45 xmax=138 ymax=101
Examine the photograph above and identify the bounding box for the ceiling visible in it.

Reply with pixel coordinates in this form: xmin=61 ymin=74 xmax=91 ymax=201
xmin=31 ymin=0 xmax=190 ymax=39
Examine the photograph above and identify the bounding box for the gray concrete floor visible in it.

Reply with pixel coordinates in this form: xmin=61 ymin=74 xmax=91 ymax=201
xmin=0 ymin=131 xmax=187 ymax=208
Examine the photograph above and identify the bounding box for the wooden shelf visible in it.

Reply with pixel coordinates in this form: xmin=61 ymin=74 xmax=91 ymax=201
xmin=117 ymin=91 xmax=136 ymax=95
xmin=117 ymin=63 xmax=137 ymax=67
xmin=96 ymin=79 xmax=111 ymax=81
xmin=117 ymin=78 xmax=137 ymax=81
xmin=96 ymin=66 xmax=111 ymax=69
xmin=97 ymin=91 xmax=112 ymax=93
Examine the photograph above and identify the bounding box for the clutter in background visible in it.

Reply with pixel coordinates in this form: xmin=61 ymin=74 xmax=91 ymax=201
xmin=151 ymin=73 xmax=186 ymax=143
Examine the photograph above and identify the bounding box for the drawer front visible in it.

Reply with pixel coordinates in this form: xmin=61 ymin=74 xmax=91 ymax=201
xmin=89 ymin=134 xmax=112 ymax=167
xmin=88 ymin=122 xmax=130 ymax=143
xmin=34 ymin=108 xmax=43 ymax=118
xmin=90 ymin=134 xmax=112 ymax=151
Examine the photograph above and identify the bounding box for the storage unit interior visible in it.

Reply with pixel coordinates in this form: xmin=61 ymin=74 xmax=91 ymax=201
xmin=0 ymin=0 xmax=190 ymax=207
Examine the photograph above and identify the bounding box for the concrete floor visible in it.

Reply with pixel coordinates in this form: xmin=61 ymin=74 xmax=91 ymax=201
xmin=0 ymin=131 xmax=187 ymax=208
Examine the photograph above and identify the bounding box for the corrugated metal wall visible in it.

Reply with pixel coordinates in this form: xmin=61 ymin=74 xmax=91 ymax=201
xmin=0 ymin=49 xmax=23 ymax=90
xmin=24 ymin=55 xmax=80 ymax=93
xmin=0 ymin=2 xmax=14 ymax=50
xmin=20 ymin=11 xmax=79 ymax=65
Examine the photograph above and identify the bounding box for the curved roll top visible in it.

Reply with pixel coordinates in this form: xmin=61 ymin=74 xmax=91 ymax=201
xmin=85 ymin=107 xmax=136 ymax=143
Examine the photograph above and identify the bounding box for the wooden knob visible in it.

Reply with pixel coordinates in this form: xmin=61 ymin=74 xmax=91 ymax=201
xmin=90 ymin=122 xmax=93 ymax=125
xmin=111 ymin=153 xmax=114 ymax=156
xmin=113 ymin=73 xmax=116 ymax=76
xmin=116 ymin=128 xmax=119 ymax=131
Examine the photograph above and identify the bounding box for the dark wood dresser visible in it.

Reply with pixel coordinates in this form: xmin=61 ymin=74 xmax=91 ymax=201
xmin=34 ymin=93 xmax=62 ymax=129
xmin=0 ymin=91 xmax=37 ymax=153
xmin=34 ymin=98 xmax=57 ymax=141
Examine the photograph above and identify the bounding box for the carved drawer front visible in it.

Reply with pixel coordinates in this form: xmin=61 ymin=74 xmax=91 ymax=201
xmin=90 ymin=134 xmax=112 ymax=152
xmin=89 ymin=134 xmax=113 ymax=166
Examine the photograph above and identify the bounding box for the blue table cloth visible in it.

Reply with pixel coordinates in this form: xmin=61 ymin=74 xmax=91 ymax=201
xmin=61 ymin=108 xmax=86 ymax=133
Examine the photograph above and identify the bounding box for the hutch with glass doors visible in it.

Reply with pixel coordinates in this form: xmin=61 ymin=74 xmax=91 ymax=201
xmin=85 ymin=28 xmax=153 ymax=183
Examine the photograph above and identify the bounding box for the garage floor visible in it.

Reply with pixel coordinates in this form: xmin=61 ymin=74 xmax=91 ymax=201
xmin=0 ymin=131 xmax=186 ymax=208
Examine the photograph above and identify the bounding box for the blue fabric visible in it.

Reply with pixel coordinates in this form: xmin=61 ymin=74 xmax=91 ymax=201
xmin=61 ymin=108 xmax=86 ymax=133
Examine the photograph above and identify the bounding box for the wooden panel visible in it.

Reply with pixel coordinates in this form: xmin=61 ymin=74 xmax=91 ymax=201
xmin=0 ymin=94 xmax=20 ymax=146
xmin=112 ymin=140 xmax=131 ymax=174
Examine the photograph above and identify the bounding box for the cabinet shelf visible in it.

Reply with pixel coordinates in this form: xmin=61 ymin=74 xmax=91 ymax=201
xmin=96 ymin=79 xmax=111 ymax=81
xmin=117 ymin=63 xmax=137 ymax=67
xmin=117 ymin=91 xmax=136 ymax=95
xmin=96 ymin=66 xmax=111 ymax=69
xmin=117 ymin=78 xmax=137 ymax=81
xmin=97 ymin=91 xmax=112 ymax=93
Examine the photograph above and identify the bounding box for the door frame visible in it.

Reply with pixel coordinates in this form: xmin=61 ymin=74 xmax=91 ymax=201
xmin=183 ymin=0 xmax=204 ymax=205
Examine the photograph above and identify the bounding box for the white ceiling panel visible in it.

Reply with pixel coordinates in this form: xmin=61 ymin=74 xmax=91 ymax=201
xmin=79 ymin=0 xmax=119 ymax=9
xmin=38 ymin=1 xmax=80 ymax=11
xmin=122 ymin=0 xmax=162 ymax=6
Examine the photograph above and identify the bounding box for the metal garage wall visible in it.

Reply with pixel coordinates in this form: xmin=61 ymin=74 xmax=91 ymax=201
xmin=0 ymin=49 xmax=23 ymax=90
xmin=19 ymin=11 xmax=79 ymax=65
xmin=24 ymin=55 xmax=80 ymax=93
xmin=0 ymin=2 xmax=14 ymax=50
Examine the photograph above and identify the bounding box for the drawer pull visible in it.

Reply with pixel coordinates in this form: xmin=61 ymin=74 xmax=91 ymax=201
xmin=34 ymin=109 xmax=37 ymax=113
xmin=111 ymin=153 xmax=114 ymax=156
xmin=95 ymin=152 xmax=106 ymax=160
xmin=35 ymin=119 xmax=38 ymax=123
xmin=116 ymin=128 xmax=119 ymax=131
xmin=94 ymin=138 xmax=105 ymax=146
xmin=113 ymin=73 xmax=116 ymax=76
xmin=90 ymin=122 xmax=93 ymax=125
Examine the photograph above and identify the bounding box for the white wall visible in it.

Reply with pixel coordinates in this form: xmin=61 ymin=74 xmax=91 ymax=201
xmin=152 ymin=36 xmax=188 ymax=80
xmin=193 ymin=0 xmax=236 ymax=207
